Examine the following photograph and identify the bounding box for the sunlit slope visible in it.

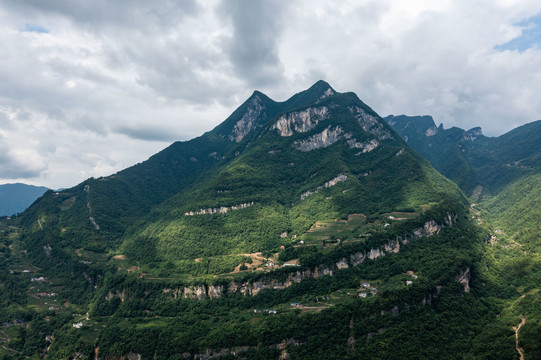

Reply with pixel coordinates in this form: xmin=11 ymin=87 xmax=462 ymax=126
xmin=125 ymin=92 xmax=464 ymax=264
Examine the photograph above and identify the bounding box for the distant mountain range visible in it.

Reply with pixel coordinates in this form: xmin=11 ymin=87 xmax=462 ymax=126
xmin=0 ymin=183 xmax=49 ymax=216
xmin=385 ymin=115 xmax=541 ymax=198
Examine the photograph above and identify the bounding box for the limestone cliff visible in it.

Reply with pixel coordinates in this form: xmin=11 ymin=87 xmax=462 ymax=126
xmin=349 ymin=106 xmax=393 ymax=140
xmin=229 ymin=95 xmax=266 ymax=142
xmin=272 ymin=107 xmax=330 ymax=136
xmin=293 ymin=126 xmax=344 ymax=151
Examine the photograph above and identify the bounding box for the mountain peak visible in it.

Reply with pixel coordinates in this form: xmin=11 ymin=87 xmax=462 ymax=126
xmin=281 ymin=80 xmax=336 ymax=111
xmin=384 ymin=115 xmax=439 ymax=137
xmin=306 ymin=80 xmax=336 ymax=99
xmin=249 ymin=89 xmax=266 ymax=99
xmin=309 ymin=79 xmax=333 ymax=91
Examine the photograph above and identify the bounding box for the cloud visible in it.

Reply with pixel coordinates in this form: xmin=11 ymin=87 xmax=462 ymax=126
xmin=4 ymin=0 xmax=200 ymax=31
xmin=0 ymin=134 xmax=46 ymax=179
xmin=219 ymin=0 xmax=288 ymax=87
xmin=115 ymin=125 xmax=180 ymax=142
xmin=495 ymin=13 xmax=541 ymax=52
xmin=1 ymin=1 xmax=541 ymax=188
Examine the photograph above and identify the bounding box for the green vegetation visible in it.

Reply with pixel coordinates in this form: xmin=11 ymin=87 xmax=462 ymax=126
xmin=386 ymin=115 xmax=541 ymax=197
xmin=1 ymin=82 xmax=541 ymax=359
xmin=482 ymin=174 xmax=541 ymax=251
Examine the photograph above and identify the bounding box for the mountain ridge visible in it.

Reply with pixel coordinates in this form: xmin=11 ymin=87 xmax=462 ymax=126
xmin=385 ymin=114 xmax=541 ymax=196
xmin=0 ymin=183 xmax=49 ymax=217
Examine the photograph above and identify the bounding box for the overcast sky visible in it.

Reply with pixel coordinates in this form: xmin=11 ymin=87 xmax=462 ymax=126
xmin=1 ymin=0 xmax=541 ymax=189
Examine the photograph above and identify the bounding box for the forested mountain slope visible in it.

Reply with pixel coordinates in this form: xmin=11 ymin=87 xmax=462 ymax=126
xmin=0 ymin=82 xmax=528 ymax=359
xmin=385 ymin=115 xmax=541 ymax=197
xmin=387 ymin=114 xmax=541 ymax=360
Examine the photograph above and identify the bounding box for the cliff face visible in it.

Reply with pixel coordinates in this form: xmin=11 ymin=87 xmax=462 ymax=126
xmin=229 ymin=95 xmax=266 ymax=142
xmin=152 ymin=215 xmax=457 ymax=301
xmin=350 ymin=106 xmax=393 ymax=140
xmin=293 ymin=126 xmax=344 ymax=151
xmin=271 ymin=106 xmax=330 ymax=136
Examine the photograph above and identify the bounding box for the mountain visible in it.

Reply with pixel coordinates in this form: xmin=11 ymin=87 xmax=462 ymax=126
xmin=385 ymin=115 xmax=541 ymax=198
xmin=386 ymin=114 xmax=541 ymax=360
xmin=0 ymin=183 xmax=49 ymax=216
xmin=0 ymin=82 xmax=525 ymax=359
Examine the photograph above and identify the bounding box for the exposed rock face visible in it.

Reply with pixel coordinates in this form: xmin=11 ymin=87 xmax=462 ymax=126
xmin=291 ymin=125 xmax=380 ymax=154
xmin=187 ymin=339 xmax=302 ymax=360
xmin=183 ymin=285 xmax=207 ymax=300
xmin=105 ymin=290 xmax=126 ymax=302
xmin=231 ymin=269 xmax=315 ymax=297
xmin=272 ymin=107 xmax=330 ymax=136
xmin=207 ymin=284 xmax=224 ymax=299
xmin=127 ymin=217 xmax=456 ymax=302
xmin=318 ymin=87 xmax=335 ymax=101
xmin=456 ymin=267 xmax=471 ymax=293
xmin=462 ymin=127 xmax=482 ymax=141
xmin=229 ymin=95 xmax=265 ymax=142
xmin=444 ymin=212 xmax=458 ymax=227
xmin=336 ymin=258 xmax=349 ymax=269
xmin=347 ymin=138 xmax=379 ymax=154
xmin=425 ymin=127 xmax=438 ymax=136
xmin=413 ymin=220 xmax=441 ymax=238
xmin=384 ymin=239 xmax=401 ymax=253
xmin=368 ymin=248 xmax=385 ymax=260
xmin=185 ymin=201 xmax=254 ymax=216
xmin=208 ymin=152 xmax=223 ymax=160
xmin=293 ymin=126 xmax=343 ymax=151
xmin=349 ymin=106 xmax=392 ymax=140
xmin=300 ymin=174 xmax=348 ymax=200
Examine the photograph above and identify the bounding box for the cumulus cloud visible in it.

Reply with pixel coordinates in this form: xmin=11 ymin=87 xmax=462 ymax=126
xmin=218 ymin=0 xmax=289 ymax=87
xmin=1 ymin=1 xmax=541 ymax=188
xmin=0 ymin=134 xmax=46 ymax=179
xmin=114 ymin=125 xmax=181 ymax=142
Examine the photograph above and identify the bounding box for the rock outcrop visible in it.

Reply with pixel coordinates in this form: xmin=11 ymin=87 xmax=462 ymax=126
xmin=300 ymin=174 xmax=348 ymax=200
xmin=175 ymin=218 xmax=452 ymax=300
xmin=293 ymin=126 xmax=343 ymax=151
xmin=185 ymin=201 xmax=254 ymax=216
xmin=229 ymin=95 xmax=265 ymax=142
xmin=425 ymin=127 xmax=438 ymax=136
xmin=413 ymin=220 xmax=441 ymax=238
xmin=349 ymin=106 xmax=393 ymax=140
xmin=462 ymin=127 xmax=482 ymax=142
xmin=347 ymin=138 xmax=379 ymax=154
xmin=272 ymin=107 xmax=330 ymax=136
xmin=121 ymin=216 xmax=456 ymax=303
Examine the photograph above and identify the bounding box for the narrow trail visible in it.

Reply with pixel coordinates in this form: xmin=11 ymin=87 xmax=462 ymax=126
xmin=513 ymin=315 xmax=526 ymax=360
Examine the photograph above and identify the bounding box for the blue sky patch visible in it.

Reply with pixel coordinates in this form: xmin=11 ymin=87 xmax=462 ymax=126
xmin=496 ymin=13 xmax=541 ymax=52
xmin=22 ymin=23 xmax=49 ymax=34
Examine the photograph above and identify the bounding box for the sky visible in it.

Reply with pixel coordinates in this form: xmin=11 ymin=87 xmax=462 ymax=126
xmin=1 ymin=0 xmax=541 ymax=189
